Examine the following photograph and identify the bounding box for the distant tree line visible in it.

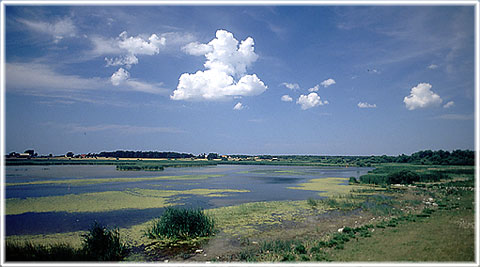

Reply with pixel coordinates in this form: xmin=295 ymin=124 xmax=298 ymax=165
xmin=7 ymin=149 xmax=474 ymax=166
xmin=94 ymin=150 xmax=195 ymax=159
xmin=239 ymin=149 xmax=474 ymax=166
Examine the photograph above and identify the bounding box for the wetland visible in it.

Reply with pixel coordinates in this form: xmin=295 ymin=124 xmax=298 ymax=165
xmin=4 ymin=162 xmax=475 ymax=263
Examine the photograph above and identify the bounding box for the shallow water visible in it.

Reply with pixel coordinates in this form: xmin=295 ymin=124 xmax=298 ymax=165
xmin=5 ymin=164 xmax=372 ymax=235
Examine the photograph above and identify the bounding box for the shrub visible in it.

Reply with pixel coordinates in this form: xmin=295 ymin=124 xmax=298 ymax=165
xmin=294 ymin=243 xmax=307 ymax=254
xmin=146 ymin=207 xmax=215 ymax=240
xmin=82 ymin=222 xmax=128 ymax=261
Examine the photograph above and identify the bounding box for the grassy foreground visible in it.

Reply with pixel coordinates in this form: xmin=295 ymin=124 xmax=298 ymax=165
xmin=331 ymin=206 xmax=474 ymax=262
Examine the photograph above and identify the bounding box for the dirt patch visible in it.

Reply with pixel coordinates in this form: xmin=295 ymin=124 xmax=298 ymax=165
xmin=182 ymin=208 xmax=382 ymax=262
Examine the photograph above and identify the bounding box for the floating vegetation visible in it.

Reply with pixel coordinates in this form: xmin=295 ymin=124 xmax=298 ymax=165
xmin=287 ymin=177 xmax=369 ymax=197
xmin=6 ymin=188 xmax=250 ymax=215
xmin=6 ymin=174 xmax=225 ymax=187
xmin=206 ymin=200 xmax=318 ymax=237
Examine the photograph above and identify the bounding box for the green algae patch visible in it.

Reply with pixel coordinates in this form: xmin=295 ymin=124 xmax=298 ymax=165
xmin=287 ymin=177 xmax=368 ymax=197
xmin=206 ymin=200 xmax=324 ymax=237
xmin=6 ymin=174 xmax=224 ymax=187
xmin=5 ymin=188 xmax=250 ymax=215
xmin=238 ymin=169 xmax=309 ymax=175
xmin=5 ymin=231 xmax=87 ymax=249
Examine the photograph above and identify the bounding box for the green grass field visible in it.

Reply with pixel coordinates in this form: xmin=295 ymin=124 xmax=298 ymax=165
xmin=331 ymin=199 xmax=474 ymax=262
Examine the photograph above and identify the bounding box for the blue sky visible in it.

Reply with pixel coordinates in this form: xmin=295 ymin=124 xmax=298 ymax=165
xmin=4 ymin=4 xmax=476 ymax=156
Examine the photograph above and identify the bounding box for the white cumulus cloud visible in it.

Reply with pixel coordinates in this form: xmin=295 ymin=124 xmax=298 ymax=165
xmin=404 ymin=83 xmax=443 ymax=110
xmin=358 ymin=102 xmax=377 ymax=108
xmin=233 ymin=102 xmax=244 ymax=110
xmin=172 ymin=30 xmax=267 ymax=101
xmin=104 ymin=31 xmax=166 ymax=68
xmin=281 ymin=95 xmax=293 ymax=102
xmin=308 ymin=85 xmax=320 ymax=92
xmin=427 ymin=64 xmax=439 ymax=70
xmin=443 ymin=101 xmax=455 ymax=108
xmin=281 ymin=82 xmax=300 ymax=90
xmin=296 ymin=92 xmax=328 ymax=110
xmin=111 ymin=68 xmax=130 ymax=86
xmin=182 ymin=42 xmax=213 ymax=56
xmin=320 ymin=78 xmax=336 ymax=87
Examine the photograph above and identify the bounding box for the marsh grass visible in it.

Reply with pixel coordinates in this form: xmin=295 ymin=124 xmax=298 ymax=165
xmin=116 ymin=164 xmax=164 ymax=171
xmin=146 ymin=207 xmax=216 ymax=240
xmin=6 ymin=222 xmax=128 ymax=262
xmin=5 ymin=241 xmax=83 ymax=261
xmin=82 ymin=222 xmax=129 ymax=261
xmin=358 ymin=164 xmax=468 ymax=185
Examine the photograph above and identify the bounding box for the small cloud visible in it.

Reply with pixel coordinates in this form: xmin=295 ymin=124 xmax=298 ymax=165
xmin=233 ymin=102 xmax=244 ymax=110
xmin=105 ymin=55 xmax=138 ymax=68
xmin=443 ymin=101 xmax=455 ymax=108
xmin=403 ymin=83 xmax=443 ymax=110
xmin=296 ymin=92 xmax=328 ymax=110
xmin=320 ymin=78 xmax=336 ymax=88
xmin=308 ymin=85 xmax=320 ymax=92
xmin=357 ymin=102 xmax=377 ymax=108
xmin=111 ymin=68 xmax=130 ymax=86
xmin=281 ymin=95 xmax=293 ymax=102
xmin=103 ymin=31 xmax=166 ymax=68
xmin=281 ymin=82 xmax=300 ymax=90
xmin=427 ymin=64 xmax=439 ymax=70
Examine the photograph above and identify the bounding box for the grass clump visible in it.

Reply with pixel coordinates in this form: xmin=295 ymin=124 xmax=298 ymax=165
xmin=307 ymin=198 xmax=318 ymax=209
xmin=146 ymin=207 xmax=215 ymax=240
xmin=6 ymin=222 xmax=128 ymax=261
xmin=82 ymin=222 xmax=129 ymax=261
xmin=5 ymin=242 xmax=83 ymax=261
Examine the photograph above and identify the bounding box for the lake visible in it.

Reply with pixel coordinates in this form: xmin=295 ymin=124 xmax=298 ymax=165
xmin=5 ymin=164 xmax=372 ymax=236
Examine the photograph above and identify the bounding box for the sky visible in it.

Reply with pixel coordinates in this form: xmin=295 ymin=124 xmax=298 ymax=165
xmin=3 ymin=4 xmax=476 ymax=156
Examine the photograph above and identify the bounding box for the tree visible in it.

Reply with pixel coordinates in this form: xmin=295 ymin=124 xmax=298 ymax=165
xmin=66 ymin=152 xmax=74 ymax=158
xmin=207 ymin=153 xmax=219 ymax=160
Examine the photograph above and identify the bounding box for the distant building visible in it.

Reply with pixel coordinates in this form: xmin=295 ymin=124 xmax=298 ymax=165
xmin=18 ymin=153 xmax=31 ymax=159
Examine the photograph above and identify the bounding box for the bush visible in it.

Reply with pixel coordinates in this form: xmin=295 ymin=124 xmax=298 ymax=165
xmin=146 ymin=207 xmax=215 ymax=240
xmin=82 ymin=222 xmax=128 ymax=261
